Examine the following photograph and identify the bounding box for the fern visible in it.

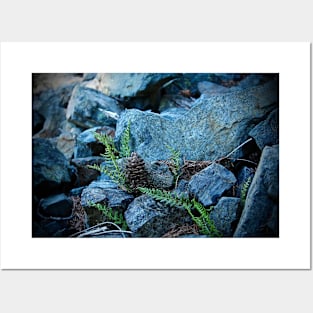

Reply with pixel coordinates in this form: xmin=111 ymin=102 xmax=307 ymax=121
xmin=119 ymin=120 xmax=131 ymax=158
xmin=138 ymin=187 xmax=221 ymax=237
xmin=87 ymin=131 xmax=128 ymax=190
xmin=240 ymin=176 xmax=252 ymax=207
xmin=88 ymin=201 xmax=128 ymax=230
xmin=166 ymin=145 xmax=181 ymax=186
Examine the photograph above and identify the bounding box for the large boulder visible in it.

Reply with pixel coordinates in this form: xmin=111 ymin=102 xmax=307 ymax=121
xmin=115 ymin=79 xmax=278 ymax=161
xmin=234 ymin=145 xmax=279 ymax=237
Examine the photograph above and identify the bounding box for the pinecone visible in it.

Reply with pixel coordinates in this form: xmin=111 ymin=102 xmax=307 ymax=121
xmin=125 ymin=152 xmax=149 ymax=193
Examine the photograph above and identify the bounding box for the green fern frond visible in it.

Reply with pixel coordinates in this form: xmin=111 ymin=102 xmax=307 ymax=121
xmin=120 ymin=120 xmax=131 ymax=158
xmin=86 ymin=131 xmax=129 ymax=190
xmin=88 ymin=201 xmax=128 ymax=230
xmin=165 ymin=145 xmax=182 ymax=186
xmin=138 ymin=187 xmax=221 ymax=237
xmin=240 ymin=176 xmax=252 ymax=207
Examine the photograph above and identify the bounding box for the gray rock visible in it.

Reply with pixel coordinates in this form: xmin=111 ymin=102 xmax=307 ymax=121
xmin=74 ymin=126 xmax=115 ymax=158
xmin=210 ymin=197 xmax=241 ymax=237
xmin=197 ymin=81 xmax=231 ymax=95
xmin=33 ymin=138 xmax=72 ymax=197
xmin=115 ymin=79 xmax=278 ymax=161
xmin=33 ymin=77 xmax=80 ymax=138
xmin=234 ymin=145 xmax=279 ymax=237
xmin=249 ymin=108 xmax=279 ymax=150
xmin=160 ymin=108 xmax=189 ymax=121
xmin=38 ymin=193 xmax=73 ymax=219
xmin=163 ymin=73 xmax=238 ymax=97
xmin=80 ymin=181 xmax=134 ymax=212
xmin=90 ymin=73 xmax=178 ymax=99
xmin=69 ymin=187 xmax=85 ymax=197
xmin=124 ymin=195 xmax=192 ymax=237
xmin=188 ymin=163 xmax=237 ymax=207
xmin=82 ymin=73 xmax=97 ymax=81
xmin=33 ymin=220 xmax=70 ymax=237
xmin=146 ymin=161 xmax=174 ymax=189
xmin=66 ymin=85 xmax=123 ymax=129
xmin=159 ymin=94 xmax=195 ymax=112
xmin=33 ymin=111 xmax=45 ymax=135
xmin=233 ymin=74 xmax=268 ymax=89
xmin=173 ymin=179 xmax=189 ymax=198
xmin=71 ymin=156 xmax=104 ymax=187
xmin=235 ymin=166 xmax=255 ymax=198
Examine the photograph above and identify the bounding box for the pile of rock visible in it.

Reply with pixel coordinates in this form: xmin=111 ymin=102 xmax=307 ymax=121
xmin=32 ymin=73 xmax=278 ymax=237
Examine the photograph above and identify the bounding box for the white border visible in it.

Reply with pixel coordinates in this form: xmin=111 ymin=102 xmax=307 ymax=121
xmin=0 ymin=42 xmax=310 ymax=269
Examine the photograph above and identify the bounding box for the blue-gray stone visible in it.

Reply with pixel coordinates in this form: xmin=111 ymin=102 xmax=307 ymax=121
xmin=234 ymin=145 xmax=279 ymax=237
xmin=124 ymin=195 xmax=192 ymax=237
xmin=249 ymin=108 xmax=279 ymax=150
xmin=235 ymin=166 xmax=255 ymax=198
xmin=80 ymin=181 xmax=133 ymax=212
xmin=83 ymin=73 xmax=97 ymax=81
xmin=74 ymin=126 xmax=115 ymax=158
xmin=66 ymin=85 xmax=123 ymax=129
xmin=210 ymin=197 xmax=241 ymax=237
xmin=197 ymin=81 xmax=231 ymax=95
xmin=188 ymin=163 xmax=237 ymax=207
xmin=33 ymin=138 xmax=72 ymax=197
xmin=38 ymin=193 xmax=73 ymax=219
xmin=124 ymin=195 xmax=166 ymax=233
xmin=115 ymin=79 xmax=278 ymax=161
xmin=94 ymin=73 xmax=179 ymax=99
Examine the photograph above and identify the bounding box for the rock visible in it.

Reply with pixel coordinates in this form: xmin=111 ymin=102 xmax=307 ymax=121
xmin=33 ymin=111 xmax=45 ymax=135
xmin=32 ymin=73 xmax=83 ymax=95
xmin=197 ymin=81 xmax=231 ymax=95
xmin=33 ymin=138 xmax=73 ymax=197
xmin=159 ymin=94 xmax=195 ymax=112
xmin=84 ymin=73 xmax=180 ymax=111
xmin=160 ymin=107 xmax=189 ymax=121
xmin=234 ymin=74 xmax=277 ymax=90
xmin=33 ymin=97 xmax=67 ymax=138
xmin=209 ymin=197 xmax=241 ymax=237
xmin=66 ymin=85 xmax=123 ymax=129
xmin=173 ymin=179 xmax=189 ymax=198
xmin=146 ymin=161 xmax=174 ymax=190
xmin=82 ymin=73 xmax=97 ymax=81
xmin=33 ymin=75 xmax=81 ymax=138
xmin=71 ymin=156 xmax=104 ymax=186
xmin=163 ymin=73 xmax=223 ymax=97
xmin=124 ymin=195 xmax=191 ymax=237
xmin=234 ymin=145 xmax=279 ymax=237
xmin=249 ymin=108 xmax=279 ymax=150
xmin=188 ymin=163 xmax=237 ymax=207
xmin=38 ymin=193 xmax=73 ymax=219
xmin=55 ymin=131 xmax=77 ymax=160
xmin=235 ymin=166 xmax=255 ymax=198
xmin=32 ymin=220 xmax=70 ymax=237
xmin=80 ymin=181 xmax=134 ymax=211
xmin=74 ymin=126 xmax=115 ymax=158
xmin=69 ymin=187 xmax=85 ymax=197
xmin=87 ymin=73 xmax=178 ymax=99
xmin=115 ymin=78 xmax=278 ymax=161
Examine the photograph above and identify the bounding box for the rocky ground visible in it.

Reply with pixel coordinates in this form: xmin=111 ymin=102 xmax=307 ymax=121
xmin=32 ymin=73 xmax=279 ymax=238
